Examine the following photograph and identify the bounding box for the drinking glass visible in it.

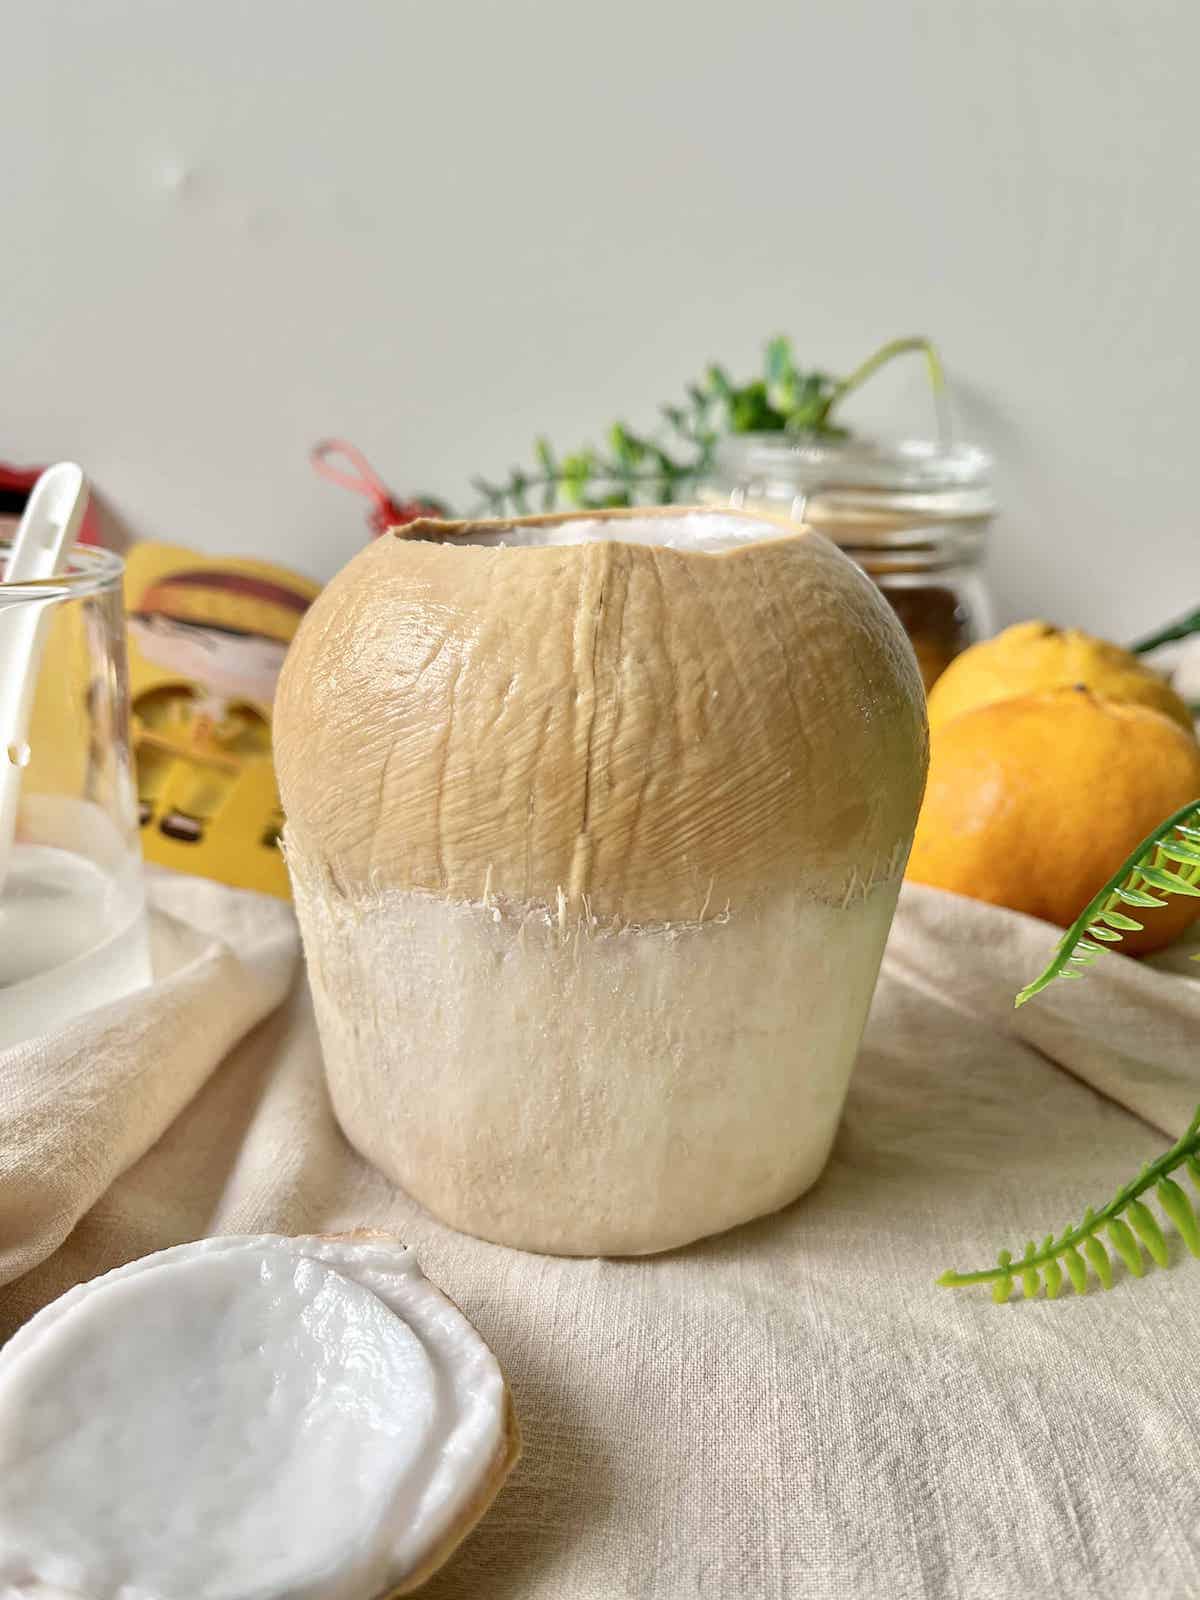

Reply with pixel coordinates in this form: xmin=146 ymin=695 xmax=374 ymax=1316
xmin=0 ymin=542 xmax=151 ymax=1048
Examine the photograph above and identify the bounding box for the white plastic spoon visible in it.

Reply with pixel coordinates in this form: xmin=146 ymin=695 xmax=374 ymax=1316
xmin=0 ymin=463 xmax=90 ymax=893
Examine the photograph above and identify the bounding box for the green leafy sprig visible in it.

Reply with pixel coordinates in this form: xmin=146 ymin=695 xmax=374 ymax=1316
xmin=940 ymin=798 xmax=1200 ymax=1301
xmin=470 ymin=335 xmax=943 ymax=517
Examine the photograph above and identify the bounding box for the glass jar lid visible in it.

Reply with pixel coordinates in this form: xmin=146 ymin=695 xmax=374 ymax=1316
xmin=703 ymin=434 xmax=995 ymax=563
xmin=712 ymin=433 xmax=992 ymax=501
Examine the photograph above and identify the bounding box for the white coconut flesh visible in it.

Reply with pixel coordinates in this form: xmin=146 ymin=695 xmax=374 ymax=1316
xmin=433 ymin=509 xmax=788 ymax=551
xmin=0 ymin=1235 xmax=516 ymax=1600
xmin=275 ymin=508 xmax=929 ymax=1257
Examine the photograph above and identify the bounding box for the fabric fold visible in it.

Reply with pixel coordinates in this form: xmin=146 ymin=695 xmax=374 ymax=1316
xmin=0 ymin=881 xmax=298 ymax=1291
xmin=890 ymin=882 xmax=1200 ymax=1138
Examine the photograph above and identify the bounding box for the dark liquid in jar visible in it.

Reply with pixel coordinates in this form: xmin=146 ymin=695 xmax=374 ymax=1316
xmin=806 ymin=503 xmax=981 ymax=691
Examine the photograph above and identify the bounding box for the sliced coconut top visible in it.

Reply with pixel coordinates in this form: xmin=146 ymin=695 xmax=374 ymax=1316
xmin=0 ymin=1235 xmax=516 ymax=1600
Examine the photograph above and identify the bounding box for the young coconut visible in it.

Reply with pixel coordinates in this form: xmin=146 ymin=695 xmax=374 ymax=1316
xmin=0 ymin=1235 xmax=518 ymax=1598
xmin=275 ymin=509 xmax=928 ymax=1256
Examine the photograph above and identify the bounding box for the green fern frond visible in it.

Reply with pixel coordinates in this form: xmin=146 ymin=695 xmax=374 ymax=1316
xmin=942 ymin=797 xmax=1200 ymax=1302
xmin=939 ymin=1108 xmax=1200 ymax=1299
xmin=1015 ymin=799 xmax=1200 ymax=1006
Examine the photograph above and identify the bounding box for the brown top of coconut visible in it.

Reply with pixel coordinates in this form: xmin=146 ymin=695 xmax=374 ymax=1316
xmin=274 ymin=507 xmax=928 ymax=923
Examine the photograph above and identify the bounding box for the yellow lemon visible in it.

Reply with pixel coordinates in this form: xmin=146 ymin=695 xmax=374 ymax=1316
xmin=906 ymin=687 xmax=1200 ymax=955
xmin=926 ymin=621 xmax=1194 ymax=735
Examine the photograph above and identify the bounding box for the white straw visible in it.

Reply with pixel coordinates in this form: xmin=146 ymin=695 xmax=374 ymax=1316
xmin=0 ymin=464 xmax=90 ymax=893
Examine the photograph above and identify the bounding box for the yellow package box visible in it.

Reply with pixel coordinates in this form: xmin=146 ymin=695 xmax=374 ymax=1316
xmin=124 ymin=544 xmax=321 ymax=898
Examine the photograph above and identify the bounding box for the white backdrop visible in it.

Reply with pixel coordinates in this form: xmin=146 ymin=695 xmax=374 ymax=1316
xmin=3 ymin=1 xmax=1196 ymax=640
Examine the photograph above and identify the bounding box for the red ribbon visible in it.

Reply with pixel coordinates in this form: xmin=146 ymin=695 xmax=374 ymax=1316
xmin=310 ymin=440 xmax=447 ymax=537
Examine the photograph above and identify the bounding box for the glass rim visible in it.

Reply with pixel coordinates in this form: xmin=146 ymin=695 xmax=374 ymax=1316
xmin=0 ymin=540 xmax=125 ymax=599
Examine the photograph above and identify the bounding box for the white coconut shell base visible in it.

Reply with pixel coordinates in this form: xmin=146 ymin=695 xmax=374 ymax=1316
xmin=289 ymin=839 xmax=900 ymax=1257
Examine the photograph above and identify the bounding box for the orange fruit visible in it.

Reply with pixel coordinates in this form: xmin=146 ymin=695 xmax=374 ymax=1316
xmin=906 ymin=687 xmax=1200 ymax=954
xmin=926 ymin=620 xmax=1194 ymax=735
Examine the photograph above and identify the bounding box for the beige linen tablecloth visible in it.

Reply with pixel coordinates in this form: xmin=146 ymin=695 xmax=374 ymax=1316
xmin=3 ymin=873 xmax=1200 ymax=1600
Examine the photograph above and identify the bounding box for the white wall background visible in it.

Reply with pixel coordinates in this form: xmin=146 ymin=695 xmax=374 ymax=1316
xmin=2 ymin=1 xmax=1196 ymax=639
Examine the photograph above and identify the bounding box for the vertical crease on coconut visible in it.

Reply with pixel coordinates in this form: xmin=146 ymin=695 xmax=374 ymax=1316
xmin=568 ymin=542 xmax=607 ymax=907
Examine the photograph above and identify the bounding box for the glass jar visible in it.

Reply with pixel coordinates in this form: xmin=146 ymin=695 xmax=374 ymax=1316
xmin=698 ymin=435 xmax=995 ymax=690
xmin=0 ymin=542 xmax=151 ymax=1048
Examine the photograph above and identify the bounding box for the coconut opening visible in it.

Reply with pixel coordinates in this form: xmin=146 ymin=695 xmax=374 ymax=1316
xmin=406 ymin=509 xmax=793 ymax=555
